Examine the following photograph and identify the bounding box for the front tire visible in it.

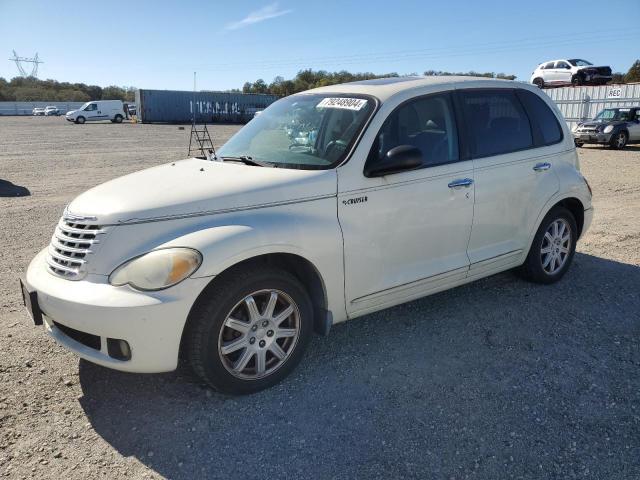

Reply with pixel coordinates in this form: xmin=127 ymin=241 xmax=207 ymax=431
xmin=519 ymin=207 xmax=577 ymax=284
xmin=75 ymin=116 xmax=85 ymax=124
xmin=610 ymin=131 xmax=627 ymax=150
xmin=571 ymin=74 xmax=584 ymax=87
xmin=533 ymin=78 xmax=544 ymax=89
xmin=185 ymin=267 xmax=313 ymax=394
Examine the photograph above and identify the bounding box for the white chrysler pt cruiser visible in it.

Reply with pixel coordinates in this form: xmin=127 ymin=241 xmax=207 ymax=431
xmin=22 ymin=77 xmax=593 ymax=394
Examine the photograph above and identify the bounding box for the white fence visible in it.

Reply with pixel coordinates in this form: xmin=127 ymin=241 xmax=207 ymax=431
xmin=0 ymin=101 xmax=86 ymax=116
xmin=544 ymin=83 xmax=640 ymax=129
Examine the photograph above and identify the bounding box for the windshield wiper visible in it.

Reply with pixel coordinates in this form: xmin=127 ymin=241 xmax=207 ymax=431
xmin=219 ymin=155 xmax=275 ymax=168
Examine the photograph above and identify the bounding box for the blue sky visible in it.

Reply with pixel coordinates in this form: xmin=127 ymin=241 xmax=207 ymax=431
xmin=1 ymin=0 xmax=639 ymax=91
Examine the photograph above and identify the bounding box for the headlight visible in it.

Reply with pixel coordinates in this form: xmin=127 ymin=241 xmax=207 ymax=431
xmin=109 ymin=248 xmax=202 ymax=291
xmin=603 ymin=125 xmax=614 ymax=134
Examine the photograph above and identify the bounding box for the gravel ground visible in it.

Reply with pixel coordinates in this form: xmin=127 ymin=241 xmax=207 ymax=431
xmin=1 ymin=116 xmax=639 ymax=480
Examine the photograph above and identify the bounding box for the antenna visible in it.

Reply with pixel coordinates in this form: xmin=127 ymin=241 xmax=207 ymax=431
xmin=9 ymin=50 xmax=44 ymax=77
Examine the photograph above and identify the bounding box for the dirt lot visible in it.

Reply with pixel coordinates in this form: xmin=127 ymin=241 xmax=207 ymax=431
xmin=1 ymin=116 xmax=639 ymax=479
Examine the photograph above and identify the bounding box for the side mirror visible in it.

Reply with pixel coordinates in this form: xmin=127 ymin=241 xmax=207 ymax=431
xmin=364 ymin=145 xmax=423 ymax=177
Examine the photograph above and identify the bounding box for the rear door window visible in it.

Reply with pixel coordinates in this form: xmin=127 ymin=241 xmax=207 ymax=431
xmin=459 ymin=90 xmax=533 ymax=158
xmin=516 ymin=90 xmax=563 ymax=146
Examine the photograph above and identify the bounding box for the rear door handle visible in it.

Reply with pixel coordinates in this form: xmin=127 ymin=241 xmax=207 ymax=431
xmin=533 ymin=162 xmax=551 ymax=172
xmin=448 ymin=178 xmax=474 ymax=189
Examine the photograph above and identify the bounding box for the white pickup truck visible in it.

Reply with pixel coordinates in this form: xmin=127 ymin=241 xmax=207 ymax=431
xmin=22 ymin=76 xmax=593 ymax=394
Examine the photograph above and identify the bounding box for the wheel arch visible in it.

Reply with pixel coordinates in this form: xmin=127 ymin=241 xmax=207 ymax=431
xmin=179 ymin=252 xmax=331 ymax=360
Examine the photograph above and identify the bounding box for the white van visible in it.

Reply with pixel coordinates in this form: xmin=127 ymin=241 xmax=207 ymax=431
xmin=65 ymin=100 xmax=126 ymax=124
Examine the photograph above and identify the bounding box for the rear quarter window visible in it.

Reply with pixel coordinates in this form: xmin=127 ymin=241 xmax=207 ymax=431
xmin=516 ymin=90 xmax=563 ymax=146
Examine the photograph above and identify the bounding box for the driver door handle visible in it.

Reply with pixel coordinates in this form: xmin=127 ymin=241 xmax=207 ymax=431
xmin=533 ymin=162 xmax=551 ymax=172
xmin=448 ymin=178 xmax=474 ymax=189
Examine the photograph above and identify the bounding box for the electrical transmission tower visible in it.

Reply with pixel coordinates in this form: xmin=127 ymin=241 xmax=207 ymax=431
xmin=9 ymin=50 xmax=44 ymax=78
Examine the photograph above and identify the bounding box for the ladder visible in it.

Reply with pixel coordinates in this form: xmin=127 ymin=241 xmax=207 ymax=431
xmin=188 ymin=123 xmax=216 ymax=159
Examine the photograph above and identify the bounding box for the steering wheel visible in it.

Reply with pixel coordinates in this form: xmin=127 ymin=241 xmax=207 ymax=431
xmin=289 ymin=143 xmax=312 ymax=153
xmin=323 ymin=139 xmax=349 ymax=157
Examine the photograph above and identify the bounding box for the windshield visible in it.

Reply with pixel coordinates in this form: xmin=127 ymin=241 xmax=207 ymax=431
xmin=594 ymin=109 xmax=631 ymax=121
xmin=216 ymin=94 xmax=376 ymax=169
xmin=568 ymin=59 xmax=593 ymax=67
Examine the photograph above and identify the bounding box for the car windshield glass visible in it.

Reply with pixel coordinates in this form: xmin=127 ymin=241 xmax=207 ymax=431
xmin=568 ymin=59 xmax=593 ymax=67
xmin=216 ymin=94 xmax=375 ymax=169
xmin=594 ymin=109 xmax=630 ymax=121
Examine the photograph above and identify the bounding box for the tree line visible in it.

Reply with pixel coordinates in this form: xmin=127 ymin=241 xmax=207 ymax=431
xmin=241 ymin=60 xmax=640 ymax=96
xmin=240 ymin=69 xmax=518 ymax=95
xmin=0 ymin=76 xmax=136 ymax=102
xmin=1 ymin=60 xmax=638 ymax=102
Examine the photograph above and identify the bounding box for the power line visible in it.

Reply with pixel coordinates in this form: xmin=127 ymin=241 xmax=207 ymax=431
xmin=191 ymin=29 xmax=640 ymax=72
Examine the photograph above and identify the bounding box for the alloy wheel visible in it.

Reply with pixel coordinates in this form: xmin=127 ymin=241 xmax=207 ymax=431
xmin=540 ymin=218 xmax=571 ymax=275
xmin=616 ymin=132 xmax=627 ymax=149
xmin=217 ymin=289 xmax=300 ymax=380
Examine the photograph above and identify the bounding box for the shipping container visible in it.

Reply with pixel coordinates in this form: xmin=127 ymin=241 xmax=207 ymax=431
xmin=544 ymin=83 xmax=640 ymax=129
xmin=135 ymin=89 xmax=279 ymax=124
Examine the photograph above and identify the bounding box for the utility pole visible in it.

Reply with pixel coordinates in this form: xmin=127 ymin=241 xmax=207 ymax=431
xmin=9 ymin=50 xmax=43 ymax=77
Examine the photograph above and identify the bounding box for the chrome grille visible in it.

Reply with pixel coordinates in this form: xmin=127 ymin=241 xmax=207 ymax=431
xmin=46 ymin=217 xmax=106 ymax=279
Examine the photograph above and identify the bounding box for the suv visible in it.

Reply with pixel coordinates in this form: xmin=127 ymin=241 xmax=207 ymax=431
xmin=44 ymin=106 xmax=60 ymax=116
xmin=531 ymin=59 xmax=612 ymax=88
xmin=573 ymin=107 xmax=640 ymax=149
xmin=32 ymin=107 xmax=45 ymax=116
xmin=21 ymin=77 xmax=593 ymax=394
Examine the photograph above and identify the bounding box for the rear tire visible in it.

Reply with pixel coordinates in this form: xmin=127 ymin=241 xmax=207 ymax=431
xmin=185 ymin=266 xmax=313 ymax=394
xmin=75 ymin=116 xmax=85 ymax=124
xmin=610 ymin=131 xmax=627 ymax=150
xmin=114 ymin=114 xmax=123 ymax=123
xmin=533 ymin=78 xmax=544 ymax=89
xmin=518 ymin=207 xmax=577 ymax=284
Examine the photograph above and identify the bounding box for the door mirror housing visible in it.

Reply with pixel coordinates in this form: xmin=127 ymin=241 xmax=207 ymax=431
xmin=364 ymin=145 xmax=423 ymax=177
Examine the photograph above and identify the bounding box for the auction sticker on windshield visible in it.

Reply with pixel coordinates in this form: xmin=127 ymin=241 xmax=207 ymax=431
xmin=317 ymin=98 xmax=368 ymax=111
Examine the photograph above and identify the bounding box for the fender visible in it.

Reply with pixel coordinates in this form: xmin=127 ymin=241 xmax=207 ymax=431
xmin=523 ymin=162 xmax=592 ymax=258
xmin=157 ymin=207 xmax=348 ymax=324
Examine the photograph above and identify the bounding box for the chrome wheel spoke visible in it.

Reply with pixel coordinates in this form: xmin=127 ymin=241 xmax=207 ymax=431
xmin=274 ymin=305 xmax=294 ymax=325
xmin=220 ymin=337 xmax=248 ymax=355
xmin=264 ymin=291 xmax=278 ymax=318
xmin=559 ymin=246 xmax=569 ymax=254
xmin=541 ymin=246 xmax=552 ymax=254
xmin=233 ymin=348 xmax=254 ymax=372
xmin=557 ymin=222 xmax=566 ymax=238
xmin=245 ymin=296 xmax=260 ymax=322
xmin=224 ymin=317 xmax=250 ymax=334
xmin=277 ymin=327 xmax=297 ymax=338
xmin=544 ymin=232 xmax=553 ymax=245
xmin=255 ymin=349 xmax=267 ymax=375
xmin=542 ymin=253 xmax=553 ymax=269
xmin=269 ymin=342 xmax=287 ymax=360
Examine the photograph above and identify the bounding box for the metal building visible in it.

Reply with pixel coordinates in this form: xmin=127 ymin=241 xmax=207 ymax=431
xmin=135 ymin=89 xmax=279 ymax=124
xmin=544 ymin=83 xmax=640 ymax=129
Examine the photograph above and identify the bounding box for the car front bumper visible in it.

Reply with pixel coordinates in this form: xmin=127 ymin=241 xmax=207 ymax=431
xmin=23 ymin=249 xmax=212 ymax=373
xmin=573 ymin=132 xmax=612 ymax=144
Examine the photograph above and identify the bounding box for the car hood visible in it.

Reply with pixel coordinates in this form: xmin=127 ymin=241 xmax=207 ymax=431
xmin=67 ymin=158 xmax=337 ymax=225
xmin=579 ymin=120 xmax=625 ymax=128
xmin=65 ymin=110 xmax=77 ymax=115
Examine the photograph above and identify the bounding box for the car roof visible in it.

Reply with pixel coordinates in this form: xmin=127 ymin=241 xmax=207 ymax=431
xmin=303 ymin=75 xmax=521 ymax=102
